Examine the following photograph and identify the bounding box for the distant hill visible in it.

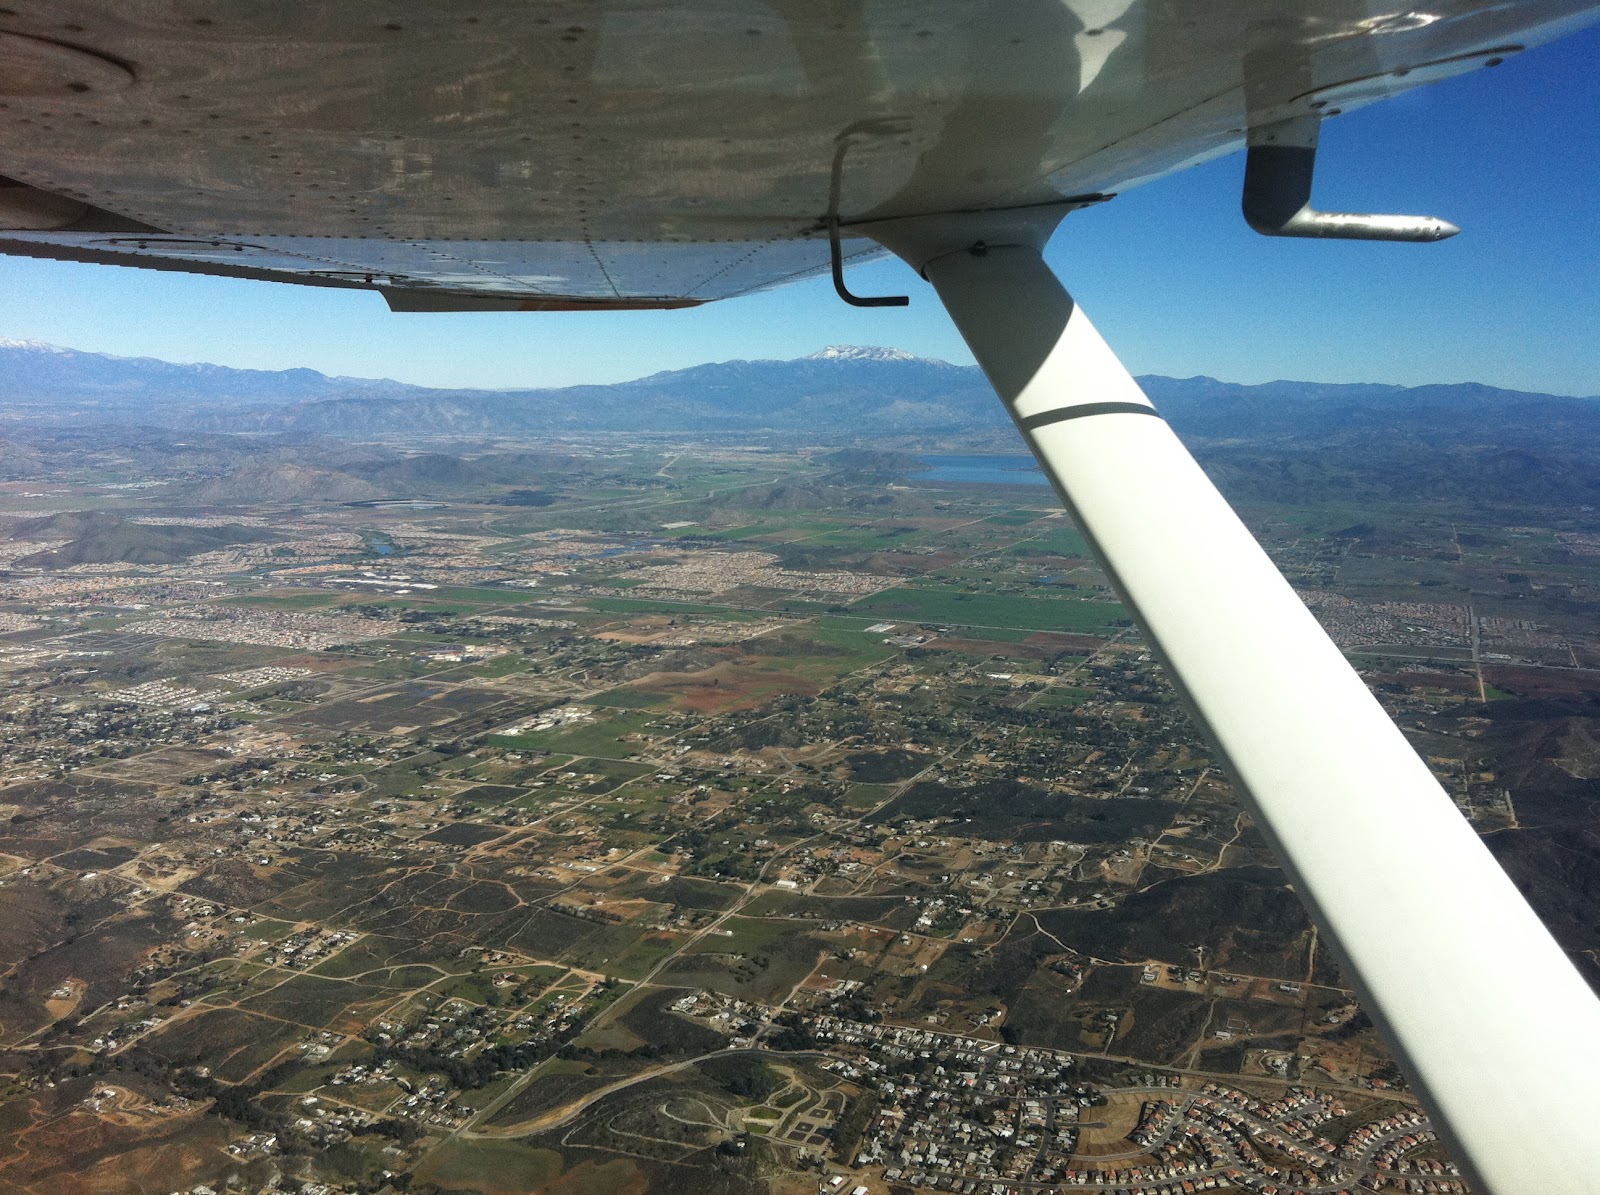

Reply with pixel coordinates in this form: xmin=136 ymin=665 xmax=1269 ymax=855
xmin=1143 ymin=376 xmax=1600 ymax=506
xmin=181 ymin=463 xmax=385 ymax=505
xmin=171 ymin=450 xmax=588 ymax=504
xmin=1143 ymin=375 xmax=1600 ymax=445
xmin=8 ymin=511 xmax=130 ymax=542
xmin=820 ymin=448 xmax=933 ymax=474
xmin=0 ymin=437 xmax=45 ymax=480
xmin=0 ymin=338 xmax=420 ymax=415
xmin=5 ymin=512 xmax=280 ymax=567
xmin=347 ymin=450 xmax=583 ymax=489
xmin=174 ymin=344 xmax=993 ymax=437
xmin=0 ymin=339 xmax=990 ymax=433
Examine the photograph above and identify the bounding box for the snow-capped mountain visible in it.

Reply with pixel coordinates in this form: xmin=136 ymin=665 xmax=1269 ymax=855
xmin=804 ymin=344 xmax=951 ymax=365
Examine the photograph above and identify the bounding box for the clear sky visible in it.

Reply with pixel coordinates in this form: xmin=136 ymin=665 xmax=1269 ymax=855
xmin=0 ymin=24 xmax=1595 ymax=395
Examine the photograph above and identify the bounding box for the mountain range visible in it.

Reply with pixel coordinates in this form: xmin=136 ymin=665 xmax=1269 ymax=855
xmin=176 ymin=346 xmax=993 ymax=437
xmin=0 ymin=338 xmax=417 ymax=412
xmin=2 ymin=339 xmax=1599 ymax=506
xmin=4 ymin=338 xmax=1593 ymax=436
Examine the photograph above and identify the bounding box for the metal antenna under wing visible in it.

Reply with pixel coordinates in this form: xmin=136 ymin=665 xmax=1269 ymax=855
xmin=1243 ymin=115 xmax=1459 ymax=241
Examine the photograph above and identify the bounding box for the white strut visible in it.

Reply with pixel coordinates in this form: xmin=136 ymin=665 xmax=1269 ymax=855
xmin=867 ymin=210 xmax=1600 ymax=1195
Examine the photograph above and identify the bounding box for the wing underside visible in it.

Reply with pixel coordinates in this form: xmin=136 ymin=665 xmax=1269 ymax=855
xmin=0 ymin=0 xmax=1594 ymax=306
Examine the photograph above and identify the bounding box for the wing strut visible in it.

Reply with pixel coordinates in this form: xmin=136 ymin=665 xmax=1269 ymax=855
xmin=868 ymin=209 xmax=1600 ymax=1195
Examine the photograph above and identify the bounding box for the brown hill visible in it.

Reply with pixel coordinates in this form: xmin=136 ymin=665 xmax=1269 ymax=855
xmin=11 ymin=514 xmax=279 ymax=567
xmin=7 ymin=510 xmax=131 ymax=541
xmin=0 ymin=439 xmax=45 ymax=481
xmin=181 ymin=462 xmax=383 ymax=504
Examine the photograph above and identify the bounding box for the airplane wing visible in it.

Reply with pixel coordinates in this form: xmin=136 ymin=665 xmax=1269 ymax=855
xmin=4 ymin=5 xmax=1600 ymax=1194
xmin=0 ymin=1 xmax=1591 ymax=307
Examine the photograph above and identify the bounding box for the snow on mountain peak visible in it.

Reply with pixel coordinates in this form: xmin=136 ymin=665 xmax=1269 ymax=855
xmin=0 ymin=338 xmax=69 ymax=352
xmin=803 ymin=345 xmax=941 ymax=364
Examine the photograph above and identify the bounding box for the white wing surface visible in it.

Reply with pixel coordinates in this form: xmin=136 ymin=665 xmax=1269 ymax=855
xmin=0 ymin=1 xmax=1593 ymax=304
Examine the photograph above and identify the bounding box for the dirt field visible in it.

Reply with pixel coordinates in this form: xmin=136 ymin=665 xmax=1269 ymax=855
xmin=626 ymin=660 xmax=819 ymax=713
xmin=1073 ymin=1089 xmax=1146 ymax=1154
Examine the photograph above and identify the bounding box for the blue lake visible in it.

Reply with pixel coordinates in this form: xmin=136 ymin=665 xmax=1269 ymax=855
xmin=917 ymin=454 xmax=1050 ymax=487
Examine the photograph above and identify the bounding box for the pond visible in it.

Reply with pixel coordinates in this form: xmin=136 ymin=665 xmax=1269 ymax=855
xmin=917 ymin=453 xmax=1050 ymax=487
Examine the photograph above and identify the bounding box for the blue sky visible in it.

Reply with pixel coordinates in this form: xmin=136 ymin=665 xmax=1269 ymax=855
xmin=0 ymin=24 xmax=1595 ymax=395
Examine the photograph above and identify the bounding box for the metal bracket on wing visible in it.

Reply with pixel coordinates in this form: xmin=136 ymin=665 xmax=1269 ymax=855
xmin=824 ymin=119 xmax=910 ymax=307
xmin=1242 ymin=115 xmax=1458 ymax=241
xmin=830 ymin=195 xmax=1115 ymax=309
xmin=827 ymin=211 xmax=908 ymax=307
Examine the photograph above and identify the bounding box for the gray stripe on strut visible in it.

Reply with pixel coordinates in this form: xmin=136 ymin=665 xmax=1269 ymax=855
xmin=1017 ymin=401 xmax=1164 ymax=431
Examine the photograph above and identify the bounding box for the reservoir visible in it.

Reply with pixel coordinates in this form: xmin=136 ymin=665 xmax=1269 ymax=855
xmin=917 ymin=454 xmax=1050 ymax=487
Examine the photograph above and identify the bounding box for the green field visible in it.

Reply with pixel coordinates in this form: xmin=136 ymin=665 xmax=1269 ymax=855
xmin=1030 ymin=685 xmax=1094 ymax=708
xmin=418 ymin=585 xmax=567 ymax=605
xmin=224 ymin=591 xmax=345 ymax=609
xmin=788 ymin=617 xmax=902 ymax=671
xmin=699 ymin=523 xmax=787 ymax=541
xmin=586 ymin=688 xmax=671 ymax=709
xmin=355 ymin=600 xmax=487 ymax=617
xmin=459 ymin=654 xmax=535 ymax=678
xmin=770 ymin=598 xmax=833 ymax=614
xmin=414 ymin=1140 xmax=564 ymax=1194
xmin=842 ymin=783 xmax=894 ymax=810
xmin=851 ymin=586 xmax=1126 ymax=632
xmin=487 ymin=710 xmax=657 ymax=758
xmin=801 ymin=525 xmax=923 ymax=548
xmin=585 ymin=596 xmax=759 ymax=617
xmin=686 ymin=916 xmax=793 ymax=955
xmin=603 ymin=931 xmax=685 ymax=979
xmin=1011 ymin=526 xmax=1091 ymax=557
